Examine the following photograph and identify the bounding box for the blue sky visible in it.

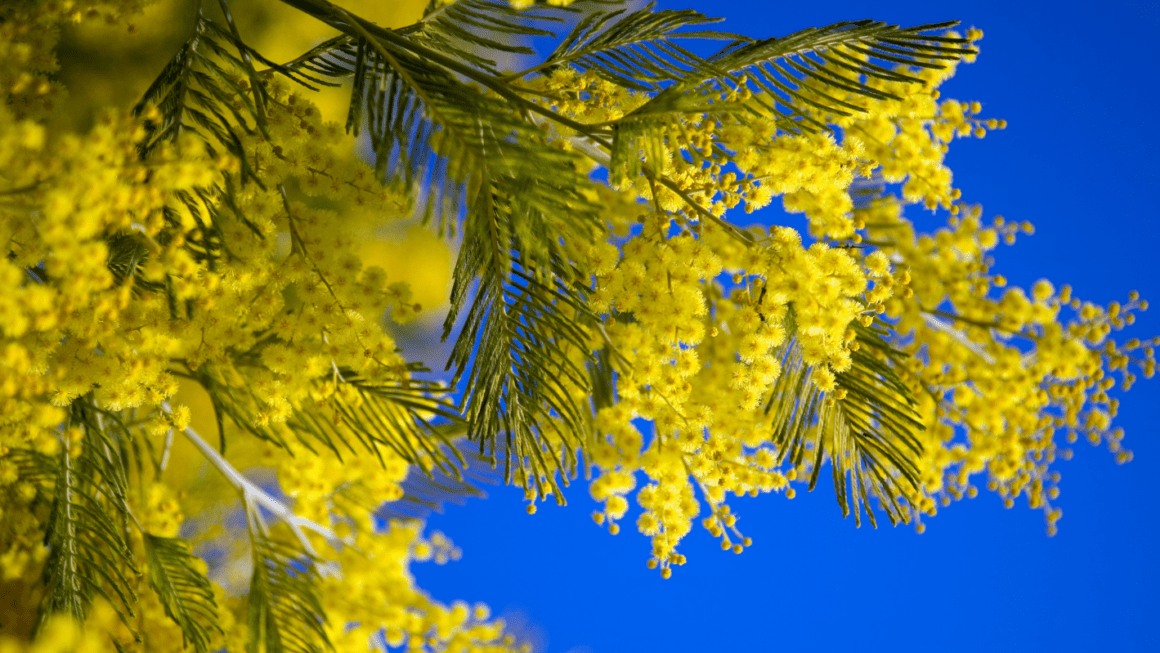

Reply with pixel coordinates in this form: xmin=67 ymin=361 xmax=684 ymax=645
xmin=412 ymin=2 xmax=1160 ymax=651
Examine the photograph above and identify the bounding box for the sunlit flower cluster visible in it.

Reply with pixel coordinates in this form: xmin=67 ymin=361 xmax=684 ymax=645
xmin=0 ymin=2 xmax=526 ymax=651
xmin=528 ymin=27 xmax=1155 ymax=575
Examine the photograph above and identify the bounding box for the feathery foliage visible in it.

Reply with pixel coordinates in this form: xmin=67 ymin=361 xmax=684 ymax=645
xmin=531 ymin=2 xmax=742 ymax=90
xmin=246 ymin=534 xmax=329 ymax=653
xmin=24 ymin=403 xmax=139 ymax=633
xmin=761 ymin=317 xmax=922 ymax=526
xmin=144 ymin=534 xmax=222 ymax=653
xmin=135 ymin=14 xmax=261 ymax=164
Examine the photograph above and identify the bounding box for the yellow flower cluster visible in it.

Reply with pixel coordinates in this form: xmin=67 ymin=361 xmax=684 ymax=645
xmin=277 ymin=438 xmax=409 ymax=525
xmin=2 ymin=0 xmax=151 ymax=126
xmin=0 ymin=99 xmax=227 ymax=591
xmin=861 ymin=197 xmax=1151 ymax=533
xmin=509 ymin=0 xmax=577 ymax=10
xmin=526 ymin=67 xmax=648 ymax=127
xmin=311 ymin=520 xmax=524 ymax=653
xmin=549 ymin=26 xmax=1151 ymax=572
xmin=718 ymin=29 xmax=1003 ymax=239
xmin=0 ymin=601 xmax=132 ymax=653
xmin=576 ymin=205 xmax=912 ymax=573
xmin=0 ymin=2 xmax=525 ymax=650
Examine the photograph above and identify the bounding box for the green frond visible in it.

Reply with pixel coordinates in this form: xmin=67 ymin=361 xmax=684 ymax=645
xmin=623 ymin=19 xmax=974 ymax=134
xmin=279 ymin=0 xmax=613 ymax=82
xmin=246 ymin=534 xmax=329 ymax=653
xmin=191 ymin=366 xmax=465 ymax=476
xmin=275 ymin=2 xmax=611 ymax=491
xmin=144 ymin=534 xmax=222 ymax=653
xmin=106 ymin=190 xmax=228 ymax=298
xmin=445 ymin=193 xmax=600 ymax=493
xmin=374 ymin=438 xmax=495 ymax=520
xmin=278 ymin=34 xmax=358 ymax=80
xmin=306 ymin=370 xmax=467 ymax=474
xmin=24 ymin=401 xmax=139 ymax=634
xmin=104 ymin=231 xmax=152 ymax=287
xmin=588 ymin=346 xmax=617 ymax=414
xmin=764 ymin=316 xmax=924 ymax=526
xmin=368 ymin=40 xmax=595 ymax=232
xmin=399 ymin=0 xmax=571 ymax=74
xmin=607 ymin=115 xmax=677 ymax=186
xmin=134 ymin=12 xmax=317 ymax=184
xmin=135 ymin=20 xmax=250 ymax=157
xmin=714 ymin=20 xmax=974 ymax=132
xmin=528 ymin=2 xmax=743 ymax=90
xmin=274 ymin=0 xmax=603 ymax=233
xmin=824 ymin=323 xmax=925 ymax=527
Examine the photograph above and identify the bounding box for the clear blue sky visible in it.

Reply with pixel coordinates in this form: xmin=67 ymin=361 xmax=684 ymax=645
xmin=412 ymin=2 xmax=1160 ymax=651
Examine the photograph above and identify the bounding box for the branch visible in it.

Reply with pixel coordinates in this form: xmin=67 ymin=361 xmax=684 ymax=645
xmin=168 ymin=404 xmax=349 ymax=563
xmin=921 ymin=312 xmax=995 ymax=364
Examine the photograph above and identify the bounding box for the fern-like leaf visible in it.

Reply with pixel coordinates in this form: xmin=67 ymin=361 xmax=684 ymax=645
xmin=374 ymin=438 xmax=495 ymax=520
xmin=525 ymin=2 xmax=742 ymax=90
xmin=399 ymin=0 xmax=570 ymax=74
xmin=282 ymin=3 xmax=610 ymax=491
xmin=134 ymin=14 xmax=313 ymax=184
xmin=445 ymin=193 xmax=600 ymax=492
xmin=718 ymin=20 xmax=973 ymax=132
xmin=135 ymin=20 xmax=252 ymax=159
xmin=31 ymin=402 xmax=139 ymax=633
xmin=144 ymin=534 xmax=222 ymax=653
xmin=274 ymin=0 xmax=602 ymax=232
xmin=764 ymin=318 xmax=924 ymax=526
xmin=247 ymin=534 xmax=329 ymax=653
xmin=191 ymin=365 xmax=464 ymax=476
xmin=621 ymin=20 xmax=973 ymax=132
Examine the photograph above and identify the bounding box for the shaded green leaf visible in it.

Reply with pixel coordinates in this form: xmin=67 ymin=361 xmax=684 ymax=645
xmin=247 ymin=534 xmax=328 ymax=653
xmin=144 ymin=534 xmax=222 ymax=653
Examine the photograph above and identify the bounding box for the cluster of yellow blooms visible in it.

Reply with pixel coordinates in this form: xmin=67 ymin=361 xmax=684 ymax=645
xmin=0 ymin=1 xmax=529 ymax=651
xmin=1 ymin=0 xmax=1155 ymax=649
xmin=869 ymin=198 xmax=1151 ymax=532
xmin=520 ymin=25 xmax=1152 ymax=577
xmin=578 ymin=219 xmax=890 ymax=572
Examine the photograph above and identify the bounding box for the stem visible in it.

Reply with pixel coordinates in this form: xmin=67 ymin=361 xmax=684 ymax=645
xmin=921 ymin=306 xmax=1023 ymax=336
xmin=920 ymin=312 xmax=994 ymax=364
xmin=160 ymin=428 xmax=174 ymax=472
xmin=172 ymin=407 xmax=348 ymax=558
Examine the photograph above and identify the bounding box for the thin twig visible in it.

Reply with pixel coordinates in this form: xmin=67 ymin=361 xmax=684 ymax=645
xmin=168 ymin=404 xmax=350 ymax=560
xmin=160 ymin=428 xmax=174 ymax=472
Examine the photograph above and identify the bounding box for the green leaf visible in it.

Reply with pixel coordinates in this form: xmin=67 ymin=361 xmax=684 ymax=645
xmin=191 ymin=364 xmax=465 ymax=477
xmin=246 ymin=534 xmax=329 ymax=653
xmin=444 ymin=191 xmax=600 ymax=494
xmin=827 ymin=322 xmax=925 ymax=526
xmin=764 ymin=315 xmax=924 ymax=526
xmin=716 ymin=20 xmax=974 ymax=131
xmin=144 ymin=535 xmax=222 ymax=653
xmin=627 ymin=19 xmax=975 ymax=133
xmin=134 ymin=15 xmax=305 ymax=187
xmin=278 ymin=0 xmax=579 ymax=80
xmin=529 ymin=2 xmax=743 ymax=90
xmin=399 ymin=0 xmax=569 ymax=73
xmin=31 ymin=401 xmax=139 ymax=635
xmin=136 ymin=21 xmax=243 ymax=158
xmin=374 ymin=438 xmax=495 ymax=520
xmin=278 ymin=34 xmax=358 ymax=81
